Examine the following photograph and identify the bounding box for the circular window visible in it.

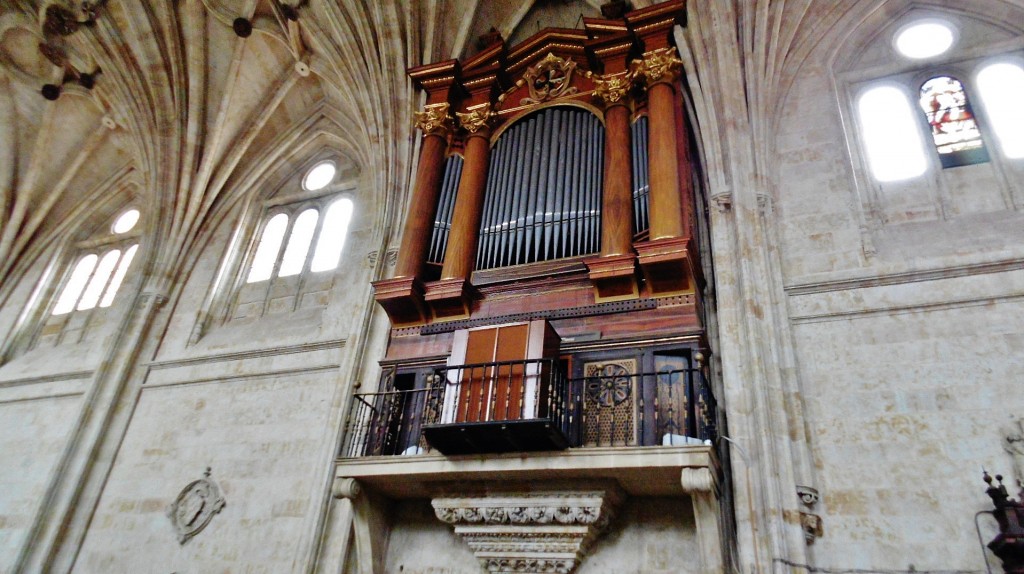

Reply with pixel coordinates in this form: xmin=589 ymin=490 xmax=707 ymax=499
xmin=895 ymin=21 xmax=955 ymax=59
xmin=112 ymin=209 xmax=140 ymax=234
xmin=303 ymin=161 xmax=336 ymax=191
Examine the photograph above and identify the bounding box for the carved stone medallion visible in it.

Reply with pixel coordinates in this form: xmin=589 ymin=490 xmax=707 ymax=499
xmin=167 ymin=467 xmax=226 ymax=544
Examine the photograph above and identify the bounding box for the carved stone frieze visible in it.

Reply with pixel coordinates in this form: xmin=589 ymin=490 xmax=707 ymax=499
xmin=413 ymin=102 xmax=453 ymax=136
xmin=521 ymin=53 xmax=578 ymax=105
xmin=456 ymin=103 xmax=496 ymax=134
xmin=432 ymin=485 xmax=624 ymax=574
xmin=166 ymin=467 xmax=226 ymax=544
xmin=632 ymin=47 xmax=683 ymax=86
xmin=591 ymin=70 xmax=633 ymax=106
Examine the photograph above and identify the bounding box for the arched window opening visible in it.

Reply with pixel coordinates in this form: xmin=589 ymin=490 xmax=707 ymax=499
xmin=977 ymin=63 xmax=1024 ymax=159
xmin=77 ymin=249 xmax=121 ymax=311
xmin=919 ymin=76 xmax=989 ymax=168
xmin=858 ymin=86 xmax=928 ymax=182
xmin=311 ymin=197 xmax=354 ymax=272
xmin=247 ymin=213 xmax=289 ymax=283
xmin=476 ymin=106 xmax=604 ymax=270
xmin=52 ymin=254 xmax=98 ymax=315
xmin=99 ymin=244 xmax=138 ymax=308
xmin=278 ymin=208 xmax=319 ymax=277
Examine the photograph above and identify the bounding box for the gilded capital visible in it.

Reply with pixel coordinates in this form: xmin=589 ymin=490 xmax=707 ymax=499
xmin=632 ymin=47 xmax=683 ymax=86
xmin=413 ymin=102 xmax=453 ymax=136
xmin=456 ymin=103 xmax=496 ymax=134
xmin=591 ymin=70 xmax=634 ymax=106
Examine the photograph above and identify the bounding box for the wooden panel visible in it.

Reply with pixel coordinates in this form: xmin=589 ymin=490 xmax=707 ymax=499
xmin=458 ymin=327 xmax=498 ymax=422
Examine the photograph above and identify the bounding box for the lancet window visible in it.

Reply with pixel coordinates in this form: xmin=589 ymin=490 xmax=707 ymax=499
xmin=918 ymin=75 xmax=988 ymax=168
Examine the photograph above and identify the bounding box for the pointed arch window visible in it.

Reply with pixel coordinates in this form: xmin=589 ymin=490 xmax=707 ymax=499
xmin=232 ymin=159 xmax=355 ymax=321
xmin=977 ymin=63 xmax=1024 ymax=159
xmin=918 ymin=75 xmax=989 ymax=167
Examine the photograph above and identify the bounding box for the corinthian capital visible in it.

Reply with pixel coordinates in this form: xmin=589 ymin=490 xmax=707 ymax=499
xmin=632 ymin=47 xmax=683 ymax=86
xmin=413 ymin=102 xmax=453 ymax=136
xmin=456 ymin=103 xmax=496 ymax=134
xmin=591 ymin=70 xmax=634 ymax=106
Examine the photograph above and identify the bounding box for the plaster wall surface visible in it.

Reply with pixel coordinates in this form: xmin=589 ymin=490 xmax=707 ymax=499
xmin=0 ymin=392 xmax=82 ymax=572
xmin=770 ymin=3 xmax=1024 ymax=570
xmin=74 ymin=371 xmax=337 ymax=573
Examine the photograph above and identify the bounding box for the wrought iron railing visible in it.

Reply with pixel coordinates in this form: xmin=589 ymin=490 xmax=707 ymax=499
xmin=340 ymin=359 xmax=717 ymax=457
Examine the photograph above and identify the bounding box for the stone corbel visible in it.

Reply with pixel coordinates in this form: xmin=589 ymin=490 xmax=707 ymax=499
xmin=681 ymin=467 xmax=724 ymax=573
xmin=332 ymin=477 xmax=362 ymax=500
xmin=709 ymin=191 xmax=732 ymax=212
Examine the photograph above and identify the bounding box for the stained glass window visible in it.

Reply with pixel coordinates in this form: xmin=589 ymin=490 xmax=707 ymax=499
xmin=918 ymin=76 xmax=989 ymax=167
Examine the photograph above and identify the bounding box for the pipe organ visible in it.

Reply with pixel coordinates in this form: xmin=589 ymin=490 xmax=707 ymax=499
xmin=369 ymin=0 xmax=711 ymax=453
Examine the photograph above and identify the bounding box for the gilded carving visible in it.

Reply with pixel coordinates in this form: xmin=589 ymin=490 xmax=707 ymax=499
xmin=456 ymin=103 xmax=496 ymax=134
xmin=522 ymin=53 xmax=579 ymax=105
xmin=632 ymin=47 xmax=683 ymax=86
xmin=413 ymin=102 xmax=453 ymax=136
xmin=591 ymin=71 xmax=633 ymax=106
xmin=166 ymin=467 xmax=226 ymax=544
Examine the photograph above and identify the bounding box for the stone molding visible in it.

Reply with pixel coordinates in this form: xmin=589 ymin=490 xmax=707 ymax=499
xmin=431 ymin=485 xmax=624 ymax=574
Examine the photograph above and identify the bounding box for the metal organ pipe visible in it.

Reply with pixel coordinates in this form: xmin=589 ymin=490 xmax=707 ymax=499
xmin=428 ymin=155 xmax=463 ymax=265
xmin=475 ymin=107 xmax=605 ymax=270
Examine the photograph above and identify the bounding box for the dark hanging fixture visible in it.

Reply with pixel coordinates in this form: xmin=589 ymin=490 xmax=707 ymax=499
xmin=232 ymin=17 xmax=253 ymax=38
xmin=41 ymin=84 xmax=61 ymax=101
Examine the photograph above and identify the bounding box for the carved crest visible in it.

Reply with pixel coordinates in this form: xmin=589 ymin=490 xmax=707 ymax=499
xmin=167 ymin=467 xmax=226 ymax=544
xmin=522 ymin=53 xmax=578 ymax=105
xmin=413 ymin=102 xmax=453 ymax=136
xmin=457 ymin=103 xmax=496 ymax=134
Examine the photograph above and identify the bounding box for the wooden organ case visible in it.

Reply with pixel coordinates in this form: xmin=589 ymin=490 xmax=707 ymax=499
xmin=368 ymin=0 xmax=715 ymax=456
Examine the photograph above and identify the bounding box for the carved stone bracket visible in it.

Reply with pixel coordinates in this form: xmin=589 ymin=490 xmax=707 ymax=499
xmin=681 ymin=467 xmax=717 ymax=495
xmin=167 ymin=467 xmax=226 ymax=544
xmin=413 ymin=102 xmax=453 ymax=137
xmin=332 ymin=477 xmax=362 ymax=500
xmin=709 ymin=191 xmax=733 ymax=212
xmin=432 ymin=484 xmax=624 ymax=573
xmin=456 ymin=102 xmax=496 ymax=134
xmin=591 ymin=70 xmax=634 ymax=107
xmin=796 ymin=485 xmax=819 ymax=507
xmin=631 ymin=47 xmax=683 ymax=86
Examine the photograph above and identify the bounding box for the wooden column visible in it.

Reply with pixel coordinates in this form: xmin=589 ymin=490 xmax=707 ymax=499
xmin=394 ymin=121 xmax=450 ymax=279
xmin=425 ymin=94 xmax=498 ymax=320
xmin=647 ymin=77 xmax=685 ymax=240
xmin=631 ymin=47 xmax=699 ymax=296
xmin=585 ymin=64 xmax=640 ymax=301
xmin=440 ymin=114 xmax=491 ymax=281
xmin=601 ymin=99 xmax=634 ymax=256
xmin=372 ymin=61 xmax=461 ymax=327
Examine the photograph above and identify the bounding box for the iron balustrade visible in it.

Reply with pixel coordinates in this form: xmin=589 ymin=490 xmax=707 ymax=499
xmin=341 ymin=360 xmax=717 ymax=457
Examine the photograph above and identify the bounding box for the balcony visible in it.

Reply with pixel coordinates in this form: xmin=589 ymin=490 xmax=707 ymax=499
xmin=340 ymin=358 xmax=717 ymax=458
